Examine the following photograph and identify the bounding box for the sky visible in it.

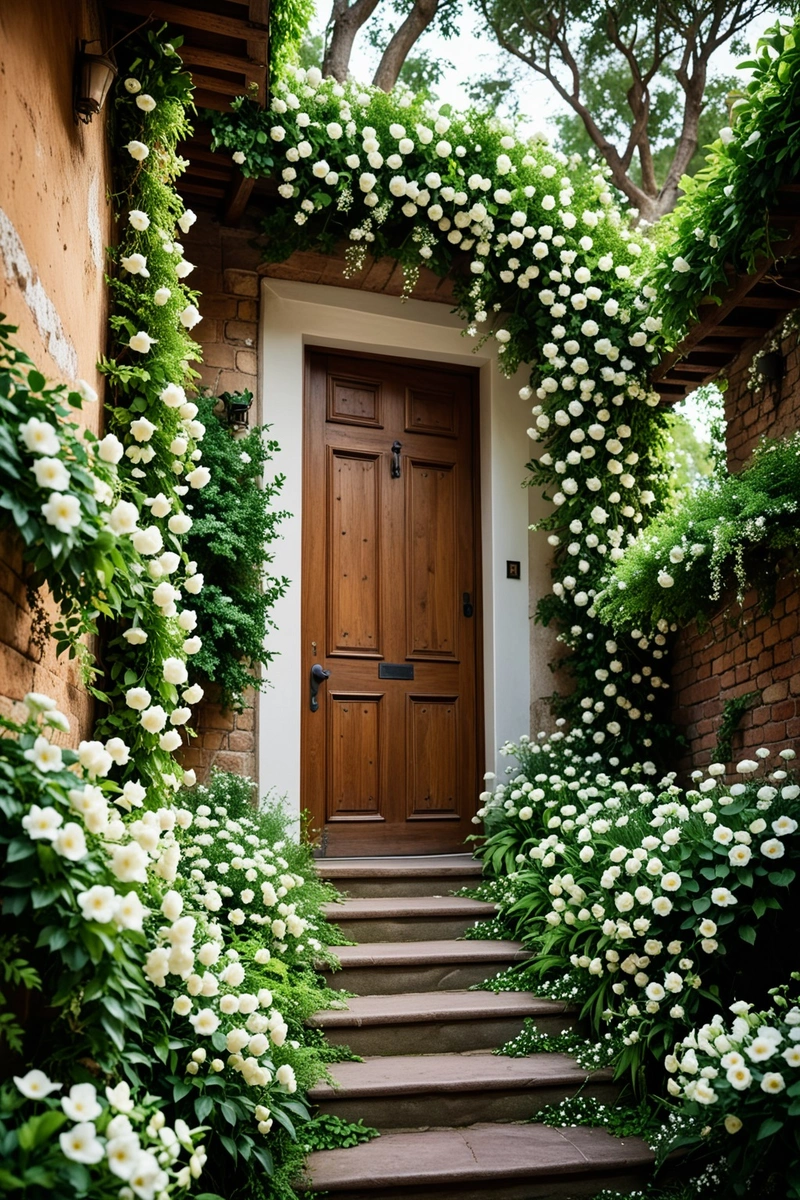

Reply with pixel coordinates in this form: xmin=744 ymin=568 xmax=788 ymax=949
xmin=308 ymin=2 xmax=783 ymax=140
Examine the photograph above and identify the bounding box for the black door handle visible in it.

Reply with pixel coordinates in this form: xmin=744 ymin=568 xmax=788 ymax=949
xmin=391 ymin=440 xmax=402 ymax=478
xmin=463 ymin=592 xmax=474 ymax=618
xmin=310 ymin=663 xmax=330 ymax=712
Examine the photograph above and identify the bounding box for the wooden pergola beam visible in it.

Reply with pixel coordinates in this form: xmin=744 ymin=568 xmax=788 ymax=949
xmin=107 ymin=0 xmax=267 ymax=45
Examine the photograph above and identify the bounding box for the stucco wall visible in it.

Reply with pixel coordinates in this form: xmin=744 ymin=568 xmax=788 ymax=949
xmin=670 ymin=315 xmax=800 ymax=770
xmin=0 ymin=0 xmax=114 ymax=737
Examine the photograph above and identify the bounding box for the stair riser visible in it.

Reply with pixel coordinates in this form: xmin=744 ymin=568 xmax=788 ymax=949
xmin=319 ymin=1012 xmax=578 ymax=1056
xmin=323 ymin=962 xmax=518 ymax=995
xmin=333 ymin=916 xmax=491 ymax=942
xmin=315 ymin=1080 xmax=619 ymax=1131
xmin=306 ymin=1167 xmax=651 ymax=1200
xmin=329 ymin=877 xmax=481 ymax=898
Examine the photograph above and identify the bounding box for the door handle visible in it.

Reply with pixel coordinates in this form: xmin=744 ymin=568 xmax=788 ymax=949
xmin=310 ymin=663 xmax=330 ymax=712
xmin=391 ymin=440 xmax=402 ymax=478
xmin=463 ymin=592 xmax=474 ymax=618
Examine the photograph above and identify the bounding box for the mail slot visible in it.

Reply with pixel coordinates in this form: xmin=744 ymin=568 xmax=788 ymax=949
xmin=378 ymin=663 xmax=414 ymax=680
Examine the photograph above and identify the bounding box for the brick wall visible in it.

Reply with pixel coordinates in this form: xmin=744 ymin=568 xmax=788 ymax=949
xmin=670 ymin=315 xmax=800 ymax=770
xmin=0 ymin=0 xmax=113 ymax=738
xmin=178 ymin=214 xmax=265 ymax=784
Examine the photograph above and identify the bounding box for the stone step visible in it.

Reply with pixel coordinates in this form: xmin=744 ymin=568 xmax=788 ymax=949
xmin=324 ymin=895 xmax=497 ymax=942
xmin=310 ymin=1051 xmax=617 ymax=1129
xmin=302 ymin=1121 xmax=655 ymax=1199
xmin=317 ymin=855 xmax=483 ymax=898
xmin=308 ymin=989 xmax=576 ymax=1056
xmin=322 ymin=939 xmax=530 ymax=995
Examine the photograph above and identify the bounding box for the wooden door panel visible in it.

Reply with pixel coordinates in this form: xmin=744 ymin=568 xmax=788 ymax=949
xmin=405 ymin=385 xmax=459 ymax=438
xmin=406 ymin=458 xmax=458 ymax=660
xmin=328 ymin=692 xmax=384 ymax=821
xmin=327 ymin=372 xmax=384 ymax=428
xmin=302 ymin=349 xmax=482 ymax=856
xmin=327 ymin=449 xmax=382 ymax=657
xmin=406 ymin=695 xmax=460 ymax=819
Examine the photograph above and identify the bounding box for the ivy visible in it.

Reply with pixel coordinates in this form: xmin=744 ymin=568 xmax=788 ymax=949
xmin=184 ymin=396 xmax=289 ymax=710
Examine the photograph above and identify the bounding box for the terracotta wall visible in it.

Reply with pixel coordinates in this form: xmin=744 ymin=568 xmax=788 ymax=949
xmin=671 ymin=317 xmax=800 ymax=769
xmin=0 ymin=0 xmax=113 ymax=736
xmin=178 ymin=215 xmax=265 ymax=783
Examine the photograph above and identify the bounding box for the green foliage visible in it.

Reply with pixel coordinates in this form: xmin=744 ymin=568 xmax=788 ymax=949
xmin=270 ymin=0 xmax=317 ymax=77
xmin=647 ymin=18 xmax=800 ymax=342
xmin=715 ymin=692 xmax=761 ymax=766
xmin=595 ymin=429 xmax=800 ymax=638
xmin=538 ymin=1093 xmax=659 ymax=1139
xmin=0 ymin=320 xmax=140 ymax=667
xmin=184 ymin=396 xmax=289 ymax=709
xmin=553 ymin=70 xmax=738 ymax=192
xmin=297 ymin=1113 xmax=378 ymax=1151
xmin=0 ymin=937 xmax=40 ymax=1054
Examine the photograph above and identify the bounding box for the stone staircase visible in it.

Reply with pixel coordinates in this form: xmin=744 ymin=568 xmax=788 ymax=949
xmin=303 ymin=854 xmax=654 ymax=1200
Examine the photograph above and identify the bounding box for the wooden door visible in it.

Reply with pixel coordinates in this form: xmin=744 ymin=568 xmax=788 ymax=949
xmin=301 ymin=349 xmax=482 ymax=856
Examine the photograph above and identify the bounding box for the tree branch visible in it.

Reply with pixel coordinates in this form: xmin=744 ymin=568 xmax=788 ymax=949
xmin=372 ymin=0 xmax=442 ymax=90
xmin=322 ymin=0 xmax=383 ymax=81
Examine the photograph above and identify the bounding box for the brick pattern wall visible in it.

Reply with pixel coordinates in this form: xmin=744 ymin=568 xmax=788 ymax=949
xmin=670 ymin=317 xmax=800 ymax=770
xmin=177 ymin=215 xmax=265 ymax=784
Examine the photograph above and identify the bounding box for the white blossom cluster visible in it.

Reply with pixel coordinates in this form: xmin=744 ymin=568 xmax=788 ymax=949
xmin=12 ymin=1072 xmax=206 ymax=1197
xmin=478 ymin=729 xmax=799 ymax=1049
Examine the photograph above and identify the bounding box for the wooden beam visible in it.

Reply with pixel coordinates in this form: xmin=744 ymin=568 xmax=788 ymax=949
xmin=178 ymin=181 xmax=228 ymax=199
xmin=734 ymin=295 xmax=795 ymax=309
xmin=106 ymin=0 xmax=267 ymax=42
xmin=188 ymin=71 xmax=250 ymax=98
xmin=223 ymin=174 xmax=256 ymax=224
xmin=179 ymin=44 xmax=267 ymax=74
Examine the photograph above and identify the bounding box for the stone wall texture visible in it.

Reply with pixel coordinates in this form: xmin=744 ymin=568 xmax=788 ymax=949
xmin=0 ymin=0 xmax=113 ymax=739
xmin=670 ymin=316 xmax=800 ymax=771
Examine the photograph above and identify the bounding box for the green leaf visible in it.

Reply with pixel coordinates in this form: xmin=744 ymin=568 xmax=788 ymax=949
xmin=768 ymin=868 xmax=796 ymax=887
xmin=220 ymin=1100 xmax=238 ymax=1126
xmin=16 ymin=1110 xmax=68 ymax=1150
xmin=757 ymin=1116 xmax=784 ymax=1140
xmin=692 ymin=896 xmax=711 ymax=914
xmin=194 ymin=1095 xmax=214 ymax=1123
xmin=738 ymin=925 xmax=756 ymax=945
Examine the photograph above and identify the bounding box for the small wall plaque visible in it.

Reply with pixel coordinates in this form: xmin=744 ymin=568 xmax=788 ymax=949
xmin=506 ymin=560 xmax=521 ymax=580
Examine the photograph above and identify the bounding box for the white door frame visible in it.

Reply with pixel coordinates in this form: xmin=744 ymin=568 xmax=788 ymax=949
xmin=257 ymin=277 xmax=554 ymax=824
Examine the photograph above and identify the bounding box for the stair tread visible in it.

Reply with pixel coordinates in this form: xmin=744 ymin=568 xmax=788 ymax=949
xmin=310 ymin=1051 xmax=608 ymax=1099
xmin=317 ymin=855 xmax=482 ymax=879
xmin=308 ymin=989 xmax=571 ymax=1028
xmin=324 ymin=896 xmax=496 ymax=920
xmin=327 ymin=939 xmax=529 ymax=968
xmin=305 ymin=1122 xmax=654 ymax=1189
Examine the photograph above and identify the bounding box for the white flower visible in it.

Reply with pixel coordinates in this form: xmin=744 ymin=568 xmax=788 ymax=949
xmin=53 ymin=822 xmax=87 ymax=861
xmin=191 ymin=1007 xmax=221 ymax=1035
xmin=736 ymin=759 xmax=759 ymax=774
xmin=125 ymin=687 xmax=151 ymax=712
xmin=106 ymin=1081 xmax=135 ymax=1113
xmin=22 ymin=803 xmax=63 ymax=840
xmin=23 ymin=735 xmax=64 ymax=774
xmin=711 ymin=887 xmax=737 ymax=906
xmin=760 ymin=838 xmax=785 ymax=860
xmin=31 ymin=455 xmax=72 ymax=493
xmin=129 ymin=331 xmax=156 ymax=353
xmin=125 ymin=141 xmax=150 ymax=161
xmin=177 ymin=209 xmax=197 ymax=234
xmin=186 ymin=465 xmax=211 ymax=489
xmin=727 ymin=1064 xmax=752 ymax=1089
xmin=761 ymin=1072 xmax=786 ymax=1094
xmin=77 ymin=885 xmax=117 ymax=924
xmin=115 ymin=891 xmax=146 ymax=931
xmin=168 ymin=513 xmax=192 ymax=535
xmin=232 ymin=151 xmax=246 ymax=164
xmin=62 ymin=1083 xmax=102 ymax=1123
xmin=175 ymin=259 xmax=195 ymax=279
xmin=110 ymin=842 xmax=149 ymax=884
xmin=179 ymin=304 xmax=202 ymax=330
xmin=132 ymin=525 xmax=163 ymax=556
xmin=154 ymin=287 xmax=172 ymax=305
xmin=15 ymin=1070 xmax=62 ymax=1099
xmin=41 ymin=492 xmax=81 ymax=533
xmin=128 ymin=209 xmax=150 ymax=232
xmin=183 ymin=636 xmax=202 ymax=655
xmin=20 ymin=417 xmax=60 ymax=456
xmin=59 ymin=1122 xmax=104 ymax=1165
xmin=140 ymin=704 xmax=168 ymax=733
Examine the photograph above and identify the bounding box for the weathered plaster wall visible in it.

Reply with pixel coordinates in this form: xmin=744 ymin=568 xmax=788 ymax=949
xmin=671 ymin=317 xmax=800 ymax=770
xmin=0 ymin=0 xmax=113 ymax=736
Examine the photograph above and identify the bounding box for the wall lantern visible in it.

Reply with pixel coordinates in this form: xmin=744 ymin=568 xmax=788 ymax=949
xmin=74 ymin=40 xmax=117 ymax=124
xmin=220 ymin=389 xmax=255 ymax=433
xmin=758 ymin=350 xmax=784 ymax=384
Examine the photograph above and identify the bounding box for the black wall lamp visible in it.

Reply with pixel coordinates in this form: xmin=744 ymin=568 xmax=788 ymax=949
xmin=74 ymin=39 xmax=117 ymax=124
xmin=220 ymin=389 xmax=255 ymax=433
